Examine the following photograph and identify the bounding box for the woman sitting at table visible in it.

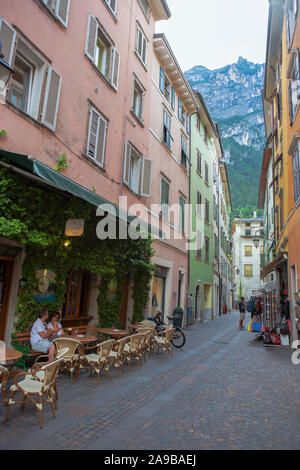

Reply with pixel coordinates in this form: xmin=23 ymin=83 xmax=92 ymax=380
xmin=30 ymin=310 xmax=56 ymax=361
xmin=47 ymin=312 xmax=64 ymax=339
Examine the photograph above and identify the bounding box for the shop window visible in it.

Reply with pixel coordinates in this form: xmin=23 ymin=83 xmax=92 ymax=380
xmin=85 ymin=15 xmax=120 ymax=90
xmin=62 ymin=270 xmax=91 ymax=321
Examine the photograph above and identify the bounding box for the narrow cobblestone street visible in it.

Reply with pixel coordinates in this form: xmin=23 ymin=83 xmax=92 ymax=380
xmin=1 ymin=311 xmax=300 ymax=451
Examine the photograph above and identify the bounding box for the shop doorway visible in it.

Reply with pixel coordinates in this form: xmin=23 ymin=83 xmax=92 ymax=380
xmin=195 ymin=285 xmax=201 ymax=321
xmin=151 ymin=267 xmax=167 ymax=321
xmin=62 ymin=270 xmax=92 ymax=327
xmin=0 ymin=260 xmax=13 ymax=341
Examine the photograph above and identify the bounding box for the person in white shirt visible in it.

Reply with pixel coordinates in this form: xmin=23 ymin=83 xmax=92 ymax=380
xmin=30 ymin=310 xmax=56 ymax=361
xmin=47 ymin=312 xmax=64 ymax=339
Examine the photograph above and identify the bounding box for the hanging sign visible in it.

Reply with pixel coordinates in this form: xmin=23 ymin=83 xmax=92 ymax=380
xmin=65 ymin=219 xmax=85 ymax=237
xmin=34 ymin=269 xmax=56 ymax=303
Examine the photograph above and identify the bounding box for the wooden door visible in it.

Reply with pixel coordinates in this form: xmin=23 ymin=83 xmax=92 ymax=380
xmin=0 ymin=260 xmax=13 ymax=341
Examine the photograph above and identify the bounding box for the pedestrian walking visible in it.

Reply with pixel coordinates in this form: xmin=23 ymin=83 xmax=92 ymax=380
xmin=239 ymin=297 xmax=246 ymax=330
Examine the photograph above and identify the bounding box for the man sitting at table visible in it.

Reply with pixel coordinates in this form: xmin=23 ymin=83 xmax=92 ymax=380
xmin=30 ymin=310 xmax=56 ymax=361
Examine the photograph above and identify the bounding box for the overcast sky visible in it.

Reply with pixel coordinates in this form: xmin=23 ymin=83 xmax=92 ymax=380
xmin=155 ymin=0 xmax=269 ymax=72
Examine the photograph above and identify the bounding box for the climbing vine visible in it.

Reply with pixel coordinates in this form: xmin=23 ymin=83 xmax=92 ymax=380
xmin=0 ymin=167 xmax=154 ymax=332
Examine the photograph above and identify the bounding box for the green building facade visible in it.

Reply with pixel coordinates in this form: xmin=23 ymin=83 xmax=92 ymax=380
xmin=189 ymin=94 xmax=216 ymax=322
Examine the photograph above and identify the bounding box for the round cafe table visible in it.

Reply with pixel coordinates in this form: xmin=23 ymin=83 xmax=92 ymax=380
xmin=97 ymin=328 xmax=130 ymax=340
xmin=3 ymin=348 xmax=23 ymax=366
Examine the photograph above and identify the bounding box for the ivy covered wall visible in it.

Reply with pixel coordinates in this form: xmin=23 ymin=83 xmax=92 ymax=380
xmin=0 ymin=167 xmax=155 ymax=332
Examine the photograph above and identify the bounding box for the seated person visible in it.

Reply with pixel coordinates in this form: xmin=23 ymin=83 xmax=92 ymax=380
xmin=30 ymin=310 xmax=56 ymax=361
xmin=47 ymin=312 xmax=64 ymax=339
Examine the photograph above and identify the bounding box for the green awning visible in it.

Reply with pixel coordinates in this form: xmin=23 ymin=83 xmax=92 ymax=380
xmin=0 ymin=150 xmax=163 ymax=238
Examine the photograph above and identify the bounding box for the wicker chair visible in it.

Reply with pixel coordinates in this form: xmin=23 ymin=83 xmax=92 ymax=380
xmin=123 ymin=333 xmax=146 ymax=368
xmin=108 ymin=337 xmax=130 ymax=377
xmin=137 ymin=328 xmax=154 ymax=361
xmin=3 ymin=358 xmax=63 ymax=428
xmin=26 ymin=347 xmax=69 ymax=403
xmin=140 ymin=320 xmax=156 ymax=329
xmin=154 ymin=328 xmax=175 ymax=356
xmin=0 ymin=365 xmax=8 ymax=406
xmin=82 ymin=340 xmax=115 ymax=385
xmin=53 ymin=338 xmax=81 ymax=384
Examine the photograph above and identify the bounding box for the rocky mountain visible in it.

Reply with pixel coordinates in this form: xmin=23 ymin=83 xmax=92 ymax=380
xmin=186 ymin=57 xmax=265 ymax=211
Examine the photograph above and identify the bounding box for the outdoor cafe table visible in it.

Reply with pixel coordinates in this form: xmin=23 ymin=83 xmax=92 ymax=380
xmin=61 ymin=334 xmax=98 ymax=344
xmin=97 ymin=328 xmax=130 ymax=340
xmin=2 ymin=348 xmax=23 ymax=368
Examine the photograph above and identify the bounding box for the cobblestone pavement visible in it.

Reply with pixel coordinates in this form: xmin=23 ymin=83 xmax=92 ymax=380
xmin=1 ymin=311 xmax=300 ymax=450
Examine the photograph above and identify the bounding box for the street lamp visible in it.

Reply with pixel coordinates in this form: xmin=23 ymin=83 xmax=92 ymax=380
xmin=0 ymin=40 xmax=14 ymax=100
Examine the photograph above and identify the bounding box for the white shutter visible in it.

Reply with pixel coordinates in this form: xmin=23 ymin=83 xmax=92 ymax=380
xmin=87 ymin=109 xmax=99 ymax=160
xmin=85 ymin=14 xmax=97 ymax=62
xmin=140 ymin=158 xmax=152 ymax=197
xmin=41 ymin=66 xmax=62 ymax=131
xmin=123 ymin=142 xmax=131 ymax=186
xmin=55 ymin=0 xmax=70 ymax=27
xmin=111 ymin=48 xmax=120 ymax=90
xmin=95 ymin=115 xmax=107 ymax=167
xmin=0 ymin=18 xmax=16 ymax=66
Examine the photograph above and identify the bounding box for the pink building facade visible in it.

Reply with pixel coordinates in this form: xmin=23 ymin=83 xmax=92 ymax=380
xmin=146 ymin=34 xmax=197 ymax=323
xmin=0 ymin=0 xmax=171 ymax=341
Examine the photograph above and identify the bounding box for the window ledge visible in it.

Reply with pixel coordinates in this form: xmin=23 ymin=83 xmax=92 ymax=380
xmin=80 ymin=153 xmax=106 ymax=173
xmin=134 ymin=51 xmax=148 ymax=72
xmin=101 ymin=0 xmax=118 ymax=23
xmin=130 ymin=110 xmax=145 ymax=128
xmin=88 ymin=59 xmax=117 ymax=92
xmin=161 ymin=140 xmax=172 ymax=154
xmin=196 ymin=170 xmax=202 ymax=178
xmin=5 ymin=100 xmax=50 ymax=132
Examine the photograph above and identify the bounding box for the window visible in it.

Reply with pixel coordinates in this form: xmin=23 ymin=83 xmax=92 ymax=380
xmin=138 ymin=0 xmax=150 ymax=21
xmin=205 ymin=162 xmax=209 ymax=185
xmin=213 ymin=162 xmax=217 ymax=182
xmin=1 ymin=19 xmax=61 ymax=131
xmin=160 ymin=178 xmax=170 ymax=219
xmin=205 ymin=199 xmax=209 ymax=224
xmin=205 ymin=237 xmax=210 ymax=263
xmin=85 ymin=15 xmax=120 ymax=90
xmin=105 ymin=0 xmax=118 ymax=15
xmin=244 ymin=246 xmax=252 ymax=257
xmin=286 ymin=0 xmax=298 ymax=49
xmin=41 ymin=0 xmax=70 ymax=27
xmin=245 ymin=229 xmax=252 ymax=236
xmin=244 ymin=265 xmax=253 ymax=278
xmin=178 ymin=99 xmax=189 ymax=132
xmin=197 ymin=151 xmax=202 ymax=174
xmin=196 ymin=231 xmax=202 ymax=259
xmin=132 ymin=77 xmax=145 ymax=121
xmin=204 ymin=126 xmax=208 ymax=145
xmin=287 ymin=49 xmax=300 ymax=123
xmin=87 ymin=106 xmax=108 ymax=168
xmin=179 ymin=196 xmax=185 ymax=232
xmin=163 ymin=108 xmax=172 ymax=148
xmin=135 ymin=23 xmax=147 ymax=66
xmin=123 ymin=142 xmax=152 ymax=197
xmin=196 ymin=112 xmax=200 ymax=131
xmin=181 ymin=135 xmax=188 ymax=168
xmin=196 ymin=192 xmax=202 ymax=217
xmin=292 ymin=141 xmax=300 ymax=203
xmin=214 ymin=234 xmax=219 ymax=259
xmin=159 ymin=66 xmax=172 ymax=104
